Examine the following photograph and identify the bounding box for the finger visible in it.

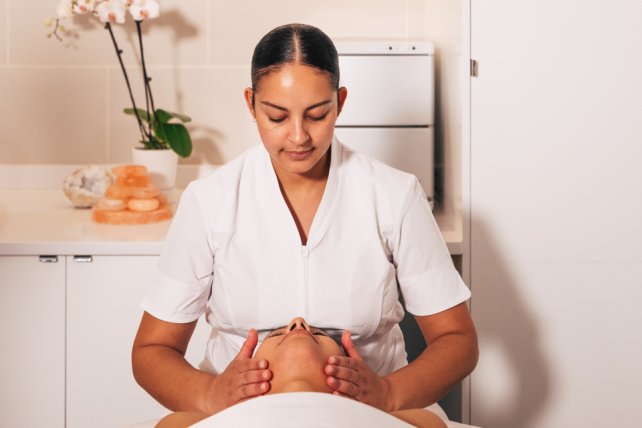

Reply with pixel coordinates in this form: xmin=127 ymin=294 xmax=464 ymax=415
xmin=341 ymin=330 xmax=363 ymax=361
xmin=327 ymin=376 xmax=358 ymax=397
xmin=234 ymin=357 xmax=269 ymax=373
xmin=237 ymin=381 xmax=270 ymax=401
xmin=241 ymin=368 xmax=273 ymax=385
xmin=328 ymin=355 xmax=360 ymax=370
xmin=325 ymin=364 xmax=358 ymax=383
xmin=235 ymin=328 xmax=259 ymax=360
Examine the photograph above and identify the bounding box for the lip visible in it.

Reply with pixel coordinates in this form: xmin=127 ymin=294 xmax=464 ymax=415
xmin=284 ymin=148 xmax=313 ymax=161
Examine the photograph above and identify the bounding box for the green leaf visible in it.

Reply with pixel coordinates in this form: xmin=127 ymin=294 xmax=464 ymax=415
xmin=124 ymin=107 xmax=154 ymax=124
xmin=148 ymin=135 xmax=169 ymax=150
xmin=158 ymin=122 xmax=192 ymax=157
xmin=156 ymin=108 xmax=191 ymax=123
xmin=152 ymin=119 xmax=166 ymax=141
xmin=153 ymin=109 xmax=172 ymax=124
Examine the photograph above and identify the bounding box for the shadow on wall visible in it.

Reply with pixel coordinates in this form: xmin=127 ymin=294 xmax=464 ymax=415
xmin=121 ymin=8 xmax=199 ymax=111
xmin=139 ymin=9 xmax=199 ymax=113
xmin=470 ymin=217 xmax=551 ymax=428
xmin=187 ymin=126 xmax=225 ymax=165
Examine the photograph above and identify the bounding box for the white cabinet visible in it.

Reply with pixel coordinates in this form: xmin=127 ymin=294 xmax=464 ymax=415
xmin=0 ymin=254 xmax=211 ymax=428
xmin=66 ymin=255 xmax=160 ymax=428
xmin=0 ymin=256 xmax=65 ymax=428
xmin=66 ymin=255 xmax=210 ymax=427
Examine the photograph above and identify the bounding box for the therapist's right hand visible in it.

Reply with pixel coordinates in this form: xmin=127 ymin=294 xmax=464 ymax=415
xmin=203 ymin=328 xmax=272 ymax=414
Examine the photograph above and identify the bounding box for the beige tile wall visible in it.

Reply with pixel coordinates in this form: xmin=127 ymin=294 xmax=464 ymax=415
xmin=209 ymin=0 xmax=412 ymax=66
xmin=0 ymin=0 xmax=6 ymax=64
xmin=0 ymin=0 xmax=460 ymax=168
xmin=0 ymin=67 xmax=108 ymax=163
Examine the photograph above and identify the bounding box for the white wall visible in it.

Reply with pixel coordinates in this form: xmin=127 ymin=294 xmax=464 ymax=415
xmin=469 ymin=1 xmax=642 ymax=427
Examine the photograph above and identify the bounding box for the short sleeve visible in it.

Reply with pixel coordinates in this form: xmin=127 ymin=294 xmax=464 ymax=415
xmin=141 ymin=184 xmax=215 ymax=323
xmin=392 ymin=178 xmax=471 ymax=316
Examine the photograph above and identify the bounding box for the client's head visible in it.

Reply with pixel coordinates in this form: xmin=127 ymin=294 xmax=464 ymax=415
xmin=255 ymin=317 xmax=343 ymax=394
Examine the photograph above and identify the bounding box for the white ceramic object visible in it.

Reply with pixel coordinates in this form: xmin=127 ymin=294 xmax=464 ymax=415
xmin=131 ymin=148 xmax=178 ymax=190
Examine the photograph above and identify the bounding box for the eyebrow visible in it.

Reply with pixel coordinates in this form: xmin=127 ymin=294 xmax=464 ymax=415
xmin=259 ymin=100 xmax=333 ymax=112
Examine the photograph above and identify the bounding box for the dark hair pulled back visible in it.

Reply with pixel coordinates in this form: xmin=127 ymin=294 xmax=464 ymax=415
xmin=250 ymin=24 xmax=340 ymax=104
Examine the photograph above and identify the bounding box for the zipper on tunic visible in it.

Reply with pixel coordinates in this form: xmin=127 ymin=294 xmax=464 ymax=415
xmin=302 ymin=245 xmax=309 ymax=318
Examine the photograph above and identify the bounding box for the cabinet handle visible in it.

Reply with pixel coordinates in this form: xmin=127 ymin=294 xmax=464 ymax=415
xmin=39 ymin=255 xmax=59 ymax=263
xmin=73 ymin=255 xmax=93 ymax=263
xmin=470 ymin=59 xmax=479 ymax=77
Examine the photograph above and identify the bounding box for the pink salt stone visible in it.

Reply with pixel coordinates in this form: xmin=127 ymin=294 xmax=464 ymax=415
xmin=92 ymin=164 xmax=172 ymax=225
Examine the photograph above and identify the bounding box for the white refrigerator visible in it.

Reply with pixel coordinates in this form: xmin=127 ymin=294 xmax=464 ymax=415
xmin=334 ymin=41 xmax=435 ymax=205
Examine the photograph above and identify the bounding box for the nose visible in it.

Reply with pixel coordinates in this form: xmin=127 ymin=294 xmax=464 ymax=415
xmin=286 ymin=317 xmax=311 ymax=332
xmin=288 ymin=117 xmax=310 ymax=147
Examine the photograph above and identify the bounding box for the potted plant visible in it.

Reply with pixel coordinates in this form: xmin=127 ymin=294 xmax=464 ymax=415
xmin=47 ymin=0 xmax=192 ymax=189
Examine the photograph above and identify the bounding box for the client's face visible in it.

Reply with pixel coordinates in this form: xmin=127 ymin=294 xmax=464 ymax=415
xmin=254 ymin=317 xmax=343 ymax=394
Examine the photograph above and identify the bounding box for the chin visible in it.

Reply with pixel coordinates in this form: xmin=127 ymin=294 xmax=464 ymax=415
xmin=277 ymin=341 xmax=327 ymax=364
xmin=283 ymin=147 xmax=333 ymax=173
xmin=278 ymin=157 xmax=323 ymax=175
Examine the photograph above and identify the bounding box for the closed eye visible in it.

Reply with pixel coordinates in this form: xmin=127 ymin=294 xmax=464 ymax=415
xmin=311 ymin=327 xmax=329 ymax=337
xmin=308 ymin=113 xmax=329 ymax=122
xmin=266 ymin=328 xmax=286 ymax=338
xmin=268 ymin=117 xmax=286 ymax=123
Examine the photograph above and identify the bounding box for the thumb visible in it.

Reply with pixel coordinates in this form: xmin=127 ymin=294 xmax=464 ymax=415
xmin=341 ymin=330 xmax=363 ymax=361
xmin=235 ymin=328 xmax=258 ymax=360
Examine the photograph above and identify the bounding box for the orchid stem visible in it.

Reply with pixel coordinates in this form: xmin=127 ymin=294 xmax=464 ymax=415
xmin=136 ymin=20 xmax=160 ymax=146
xmin=50 ymin=19 xmax=63 ymax=42
xmin=104 ymin=22 xmax=149 ymax=144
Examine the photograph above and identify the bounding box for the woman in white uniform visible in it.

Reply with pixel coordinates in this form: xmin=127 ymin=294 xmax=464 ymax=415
xmin=132 ymin=23 xmax=478 ymax=419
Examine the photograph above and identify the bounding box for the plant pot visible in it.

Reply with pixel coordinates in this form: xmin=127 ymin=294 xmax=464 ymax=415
xmin=131 ymin=148 xmax=178 ymax=190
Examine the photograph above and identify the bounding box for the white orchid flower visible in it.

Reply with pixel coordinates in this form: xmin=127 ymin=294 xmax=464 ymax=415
xmin=128 ymin=0 xmax=160 ymax=21
xmin=95 ymin=0 xmax=127 ymax=24
xmin=73 ymin=0 xmax=97 ymax=14
xmin=56 ymin=0 xmax=73 ymax=18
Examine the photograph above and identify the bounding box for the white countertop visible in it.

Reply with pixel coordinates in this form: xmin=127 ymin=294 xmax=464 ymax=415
xmin=0 ymin=189 xmax=175 ymax=255
xmin=0 ymin=187 xmax=462 ymax=256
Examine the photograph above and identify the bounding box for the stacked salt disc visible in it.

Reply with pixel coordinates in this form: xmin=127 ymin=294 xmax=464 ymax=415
xmin=92 ymin=165 xmax=173 ymax=224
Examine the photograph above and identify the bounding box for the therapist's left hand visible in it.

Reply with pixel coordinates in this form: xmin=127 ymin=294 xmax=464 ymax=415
xmin=325 ymin=330 xmax=393 ymax=411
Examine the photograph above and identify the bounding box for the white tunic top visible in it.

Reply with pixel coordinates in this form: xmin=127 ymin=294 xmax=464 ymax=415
xmin=142 ymin=137 xmax=470 ymax=376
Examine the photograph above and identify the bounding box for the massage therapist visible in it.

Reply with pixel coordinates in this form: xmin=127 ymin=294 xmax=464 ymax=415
xmin=132 ymin=23 xmax=478 ymax=417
